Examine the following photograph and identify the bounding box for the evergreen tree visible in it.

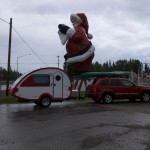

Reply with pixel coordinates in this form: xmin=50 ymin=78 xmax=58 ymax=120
xmin=63 ymin=59 xmax=145 ymax=77
xmin=63 ymin=63 xmax=78 ymax=78
xmin=0 ymin=67 xmax=22 ymax=81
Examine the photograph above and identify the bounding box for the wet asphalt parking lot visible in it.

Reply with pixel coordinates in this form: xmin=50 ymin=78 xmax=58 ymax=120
xmin=1 ymin=100 xmax=150 ymax=150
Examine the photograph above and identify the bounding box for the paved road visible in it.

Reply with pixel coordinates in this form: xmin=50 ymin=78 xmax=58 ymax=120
xmin=0 ymin=100 xmax=150 ymax=150
xmin=1 ymin=85 xmax=6 ymax=91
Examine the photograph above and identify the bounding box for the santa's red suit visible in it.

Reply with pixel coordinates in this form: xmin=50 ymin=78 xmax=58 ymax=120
xmin=58 ymin=13 xmax=95 ymax=72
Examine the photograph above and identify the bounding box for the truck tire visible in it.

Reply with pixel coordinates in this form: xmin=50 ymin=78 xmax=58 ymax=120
xmin=140 ymin=92 xmax=150 ymax=103
xmin=40 ymin=96 xmax=51 ymax=107
xmin=103 ymin=93 xmax=113 ymax=104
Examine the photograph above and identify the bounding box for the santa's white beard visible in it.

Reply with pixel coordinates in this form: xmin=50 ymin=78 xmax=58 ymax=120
xmin=72 ymin=22 xmax=79 ymax=28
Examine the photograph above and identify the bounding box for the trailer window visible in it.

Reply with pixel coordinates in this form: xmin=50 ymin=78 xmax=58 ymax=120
xmin=33 ymin=74 xmax=50 ymax=84
xmin=55 ymin=75 xmax=61 ymax=81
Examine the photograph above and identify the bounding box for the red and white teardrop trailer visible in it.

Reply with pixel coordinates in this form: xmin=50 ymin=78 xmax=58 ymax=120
xmin=9 ymin=67 xmax=72 ymax=107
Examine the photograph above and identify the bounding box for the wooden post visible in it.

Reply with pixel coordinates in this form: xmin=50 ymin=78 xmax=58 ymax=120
xmin=6 ymin=18 xmax=12 ymax=96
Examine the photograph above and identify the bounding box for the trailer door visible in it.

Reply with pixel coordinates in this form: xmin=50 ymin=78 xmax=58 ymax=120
xmin=54 ymin=72 xmax=63 ymax=98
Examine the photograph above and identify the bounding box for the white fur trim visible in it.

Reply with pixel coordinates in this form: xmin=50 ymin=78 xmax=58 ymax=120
xmin=66 ymin=28 xmax=76 ymax=38
xmin=88 ymin=33 xmax=93 ymax=39
xmin=58 ymin=30 xmax=69 ymax=45
xmin=67 ymin=45 xmax=95 ymax=64
xmin=70 ymin=14 xmax=82 ymax=24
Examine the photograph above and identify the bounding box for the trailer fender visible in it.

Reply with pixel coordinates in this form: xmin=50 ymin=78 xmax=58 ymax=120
xmin=38 ymin=93 xmax=53 ymax=101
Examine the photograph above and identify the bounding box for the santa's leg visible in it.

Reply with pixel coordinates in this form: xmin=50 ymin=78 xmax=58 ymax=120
xmin=73 ymin=54 xmax=94 ymax=74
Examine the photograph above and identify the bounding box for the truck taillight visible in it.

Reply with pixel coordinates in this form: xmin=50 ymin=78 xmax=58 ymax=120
xmin=93 ymin=87 xmax=97 ymax=92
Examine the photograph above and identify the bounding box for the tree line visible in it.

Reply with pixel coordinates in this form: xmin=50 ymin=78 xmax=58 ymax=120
xmin=1 ymin=59 xmax=150 ymax=81
xmin=64 ymin=59 xmax=150 ymax=78
xmin=0 ymin=67 xmax=22 ymax=81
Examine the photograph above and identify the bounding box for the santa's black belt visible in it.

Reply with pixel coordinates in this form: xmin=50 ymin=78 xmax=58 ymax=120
xmin=68 ymin=42 xmax=92 ymax=58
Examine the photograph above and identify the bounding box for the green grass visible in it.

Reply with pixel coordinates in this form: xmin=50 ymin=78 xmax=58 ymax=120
xmin=0 ymin=95 xmax=18 ymax=104
xmin=0 ymin=91 xmax=92 ymax=104
xmin=1 ymin=81 xmax=14 ymax=85
xmin=0 ymin=95 xmax=92 ymax=104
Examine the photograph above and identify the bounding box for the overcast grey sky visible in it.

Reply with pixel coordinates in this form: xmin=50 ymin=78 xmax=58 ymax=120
xmin=1 ymin=0 xmax=150 ymax=73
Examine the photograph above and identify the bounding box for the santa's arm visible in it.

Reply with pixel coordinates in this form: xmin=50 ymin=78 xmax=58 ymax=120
xmin=58 ymin=31 xmax=68 ymax=45
xmin=58 ymin=24 xmax=84 ymax=44
xmin=58 ymin=24 xmax=71 ymax=45
xmin=58 ymin=24 xmax=70 ymax=34
xmin=66 ymin=26 xmax=84 ymax=41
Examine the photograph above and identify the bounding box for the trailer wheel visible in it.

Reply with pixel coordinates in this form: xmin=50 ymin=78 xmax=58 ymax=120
xmin=40 ymin=96 xmax=51 ymax=107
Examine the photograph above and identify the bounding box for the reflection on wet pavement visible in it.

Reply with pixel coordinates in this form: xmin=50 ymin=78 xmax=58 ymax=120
xmin=0 ymin=101 xmax=150 ymax=150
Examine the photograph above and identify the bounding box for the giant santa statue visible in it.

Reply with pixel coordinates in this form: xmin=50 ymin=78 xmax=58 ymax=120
xmin=58 ymin=13 xmax=95 ymax=73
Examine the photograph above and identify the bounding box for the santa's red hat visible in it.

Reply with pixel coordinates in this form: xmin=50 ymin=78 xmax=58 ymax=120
xmin=70 ymin=13 xmax=93 ymax=39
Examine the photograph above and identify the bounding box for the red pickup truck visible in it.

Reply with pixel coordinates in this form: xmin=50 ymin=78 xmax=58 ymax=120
xmin=86 ymin=78 xmax=150 ymax=104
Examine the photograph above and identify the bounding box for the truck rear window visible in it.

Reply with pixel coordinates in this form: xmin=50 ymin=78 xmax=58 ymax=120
xmin=99 ymin=79 xmax=109 ymax=86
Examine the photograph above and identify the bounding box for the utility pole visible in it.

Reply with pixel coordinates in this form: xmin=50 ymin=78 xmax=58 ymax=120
xmin=57 ymin=56 xmax=60 ymax=68
xmin=6 ymin=18 xmax=12 ymax=96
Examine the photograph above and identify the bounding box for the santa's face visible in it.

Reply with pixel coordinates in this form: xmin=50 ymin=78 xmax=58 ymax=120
xmin=71 ymin=18 xmax=80 ymax=28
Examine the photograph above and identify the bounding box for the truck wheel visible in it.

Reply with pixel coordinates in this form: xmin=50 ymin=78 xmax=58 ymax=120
xmin=40 ymin=96 xmax=51 ymax=107
xmin=103 ymin=93 xmax=113 ymax=104
xmin=140 ymin=92 xmax=150 ymax=103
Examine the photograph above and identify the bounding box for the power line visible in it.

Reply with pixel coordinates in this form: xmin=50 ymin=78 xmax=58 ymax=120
xmin=0 ymin=17 xmax=48 ymax=66
xmin=0 ymin=17 xmax=9 ymax=24
xmin=12 ymin=27 xmax=48 ymax=66
xmin=0 ymin=63 xmax=58 ymax=64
